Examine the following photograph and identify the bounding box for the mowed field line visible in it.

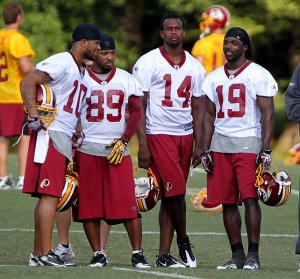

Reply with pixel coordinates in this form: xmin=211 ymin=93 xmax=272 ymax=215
xmin=0 ymin=228 xmax=298 ymax=238
xmin=0 ymin=265 xmax=205 ymax=279
xmin=113 ymin=267 xmax=203 ymax=279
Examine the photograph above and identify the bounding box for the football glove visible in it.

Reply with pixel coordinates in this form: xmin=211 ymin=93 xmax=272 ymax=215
xmin=256 ymin=150 xmax=272 ymax=168
xmin=71 ymin=131 xmax=85 ymax=149
xmin=28 ymin=116 xmax=45 ymax=131
xmin=200 ymin=151 xmax=214 ymax=174
xmin=106 ymin=138 xmax=128 ymax=165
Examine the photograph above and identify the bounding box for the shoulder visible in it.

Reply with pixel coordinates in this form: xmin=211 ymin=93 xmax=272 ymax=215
xmin=184 ymin=51 xmax=206 ymax=71
xmin=248 ymin=62 xmax=275 ymax=79
xmin=135 ymin=48 xmax=160 ymax=63
xmin=10 ymin=30 xmax=30 ymax=43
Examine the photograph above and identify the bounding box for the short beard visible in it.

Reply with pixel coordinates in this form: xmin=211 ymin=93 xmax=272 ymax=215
xmin=165 ymin=41 xmax=180 ymax=48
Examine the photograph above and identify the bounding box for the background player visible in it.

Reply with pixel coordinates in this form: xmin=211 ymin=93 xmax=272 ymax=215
xmin=0 ymin=2 xmax=35 ymax=190
xmin=191 ymin=5 xmax=230 ymax=74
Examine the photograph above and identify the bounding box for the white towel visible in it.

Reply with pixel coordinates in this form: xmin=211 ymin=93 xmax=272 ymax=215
xmin=34 ymin=130 xmax=50 ymax=163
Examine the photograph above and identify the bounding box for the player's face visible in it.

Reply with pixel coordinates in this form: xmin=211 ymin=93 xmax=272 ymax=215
xmin=160 ymin=18 xmax=185 ymax=48
xmin=94 ymin=50 xmax=116 ymax=73
xmin=223 ymin=37 xmax=247 ymax=63
xmin=84 ymin=40 xmax=101 ymax=61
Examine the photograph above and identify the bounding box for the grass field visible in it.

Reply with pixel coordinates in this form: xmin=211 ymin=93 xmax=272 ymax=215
xmin=1 ymin=152 xmax=300 ymax=279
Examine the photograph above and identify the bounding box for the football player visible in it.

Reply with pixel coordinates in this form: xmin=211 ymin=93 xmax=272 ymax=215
xmin=191 ymin=5 xmax=230 ymax=74
xmin=0 ymin=3 xmax=35 ymax=190
xmin=201 ymin=27 xmax=278 ymax=270
xmin=74 ymin=34 xmax=150 ymax=268
xmin=133 ymin=14 xmax=206 ymax=268
xmin=285 ymin=62 xmax=300 ymax=271
xmin=21 ymin=23 xmax=101 ymax=267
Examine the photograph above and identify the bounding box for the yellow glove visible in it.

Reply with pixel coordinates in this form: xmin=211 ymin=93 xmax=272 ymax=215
xmin=106 ymin=138 xmax=128 ymax=164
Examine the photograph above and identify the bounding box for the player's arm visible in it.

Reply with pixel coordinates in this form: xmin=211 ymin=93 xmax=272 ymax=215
xmin=257 ymin=96 xmax=274 ymax=151
xmin=285 ymin=63 xmax=300 ymax=122
xmin=191 ymin=96 xmax=206 ymax=168
xmin=194 ymin=55 xmax=204 ymax=64
xmin=18 ymin=56 xmax=35 ymax=75
xmin=20 ymin=69 xmax=53 ymax=118
xmin=202 ymin=97 xmax=215 ymax=152
xmin=122 ymin=95 xmax=142 ymax=142
xmin=136 ymin=92 xmax=152 ymax=168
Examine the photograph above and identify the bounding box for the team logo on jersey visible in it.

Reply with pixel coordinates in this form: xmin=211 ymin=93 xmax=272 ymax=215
xmin=229 ymin=75 xmax=234 ymax=80
xmin=40 ymin=179 xmax=50 ymax=188
xmin=166 ymin=182 xmax=173 ymax=191
xmin=174 ymin=65 xmax=180 ymax=70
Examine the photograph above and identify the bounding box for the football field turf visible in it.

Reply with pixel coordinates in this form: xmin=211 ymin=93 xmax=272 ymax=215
xmin=1 ymin=153 xmax=300 ymax=279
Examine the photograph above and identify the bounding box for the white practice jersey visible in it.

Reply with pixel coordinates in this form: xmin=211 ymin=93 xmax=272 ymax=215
xmin=133 ymin=47 xmax=206 ymax=136
xmin=80 ymin=67 xmax=143 ymax=144
xmin=36 ymin=52 xmax=90 ymax=137
xmin=202 ymin=60 xmax=278 ymax=138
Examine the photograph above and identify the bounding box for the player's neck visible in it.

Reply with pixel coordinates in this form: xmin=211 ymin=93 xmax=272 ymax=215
xmin=226 ymin=57 xmax=248 ymax=70
xmin=162 ymin=45 xmax=183 ymax=64
xmin=212 ymin=28 xmax=224 ymax=34
xmin=3 ymin=22 xmax=19 ymax=30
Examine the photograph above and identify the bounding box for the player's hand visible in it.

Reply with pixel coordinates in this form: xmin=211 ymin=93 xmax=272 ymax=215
xmin=28 ymin=116 xmax=45 ymax=131
xmin=200 ymin=151 xmax=214 ymax=174
xmin=72 ymin=131 xmax=85 ymax=149
xmin=106 ymin=138 xmax=128 ymax=164
xmin=256 ymin=150 xmax=272 ymax=168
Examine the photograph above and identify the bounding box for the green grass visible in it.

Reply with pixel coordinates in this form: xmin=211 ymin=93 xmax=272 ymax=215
xmin=1 ymin=153 xmax=300 ymax=279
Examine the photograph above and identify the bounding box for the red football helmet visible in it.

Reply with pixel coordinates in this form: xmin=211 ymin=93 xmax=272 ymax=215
xmin=199 ymin=5 xmax=230 ymax=35
xmin=23 ymin=84 xmax=57 ymax=128
xmin=133 ymin=166 xmax=160 ymax=212
xmin=255 ymin=164 xmax=291 ymax=207
xmin=190 ymin=188 xmax=222 ymax=213
xmin=56 ymin=162 xmax=79 ymax=212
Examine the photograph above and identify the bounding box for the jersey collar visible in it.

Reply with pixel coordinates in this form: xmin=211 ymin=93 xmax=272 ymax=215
xmin=87 ymin=66 xmax=116 ymax=84
xmin=159 ymin=46 xmax=186 ymax=69
xmin=224 ymin=60 xmax=252 ymax=80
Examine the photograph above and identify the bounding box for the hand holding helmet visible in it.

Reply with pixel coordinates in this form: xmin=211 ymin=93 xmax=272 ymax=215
xmin=256 ymin=150 xmax=272 ymax=168
xmin=28 ymin=116 xmax=45 ymax=131
xmin=200 ymin=151 xmax=214 ymax=174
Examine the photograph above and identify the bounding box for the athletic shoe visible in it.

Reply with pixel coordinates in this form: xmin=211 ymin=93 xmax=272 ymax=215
xmin=29 ymin=253 xmax=40 ymax=266
xmin=0 ymin=175 xmax=15 ymax=190
xmin=243 ymin=257 xmax=260 ymax=270
xmin=38 ymin=250 xmax=69 ymax=267
xmin=178 ymin=240 xmax=197 ymax=268
xmin=155 ymin=253 xmax=186 ymax=268
xmin=54 ymin=243 xmax=75 ymax=261
xmin=132 ymin=250 xmax=151 ymax=268
xmin=15 ymin=176 xmax=24 ymax=190
xmin=89 ymin=251 xmax=107 ymax=267
xmin=217 ymin=260 xmax=238 ymax=270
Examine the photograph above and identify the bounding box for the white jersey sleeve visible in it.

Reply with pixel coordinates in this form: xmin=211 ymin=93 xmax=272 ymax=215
xmin=80 ymin=67 xmax=143 ymax=144
xmin=37 ymin=52 xmax=90 ymax=137
xmin=202 ymin=61 xmax=278 ymax=138
xmin=133 ymin=47 xmax=206 ymax=135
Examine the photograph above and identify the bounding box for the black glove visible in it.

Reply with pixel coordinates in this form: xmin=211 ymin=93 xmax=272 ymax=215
xmin=71 ymin=131 xmax=85 ymax=149
xmin=200 ymin=151 xmax=214 ymax=174
xmin=256 ymin=150 xmax=272 ymax=168
xmin=28 ymin=116 xmax=44 ymax=131
xmin=106 ymin=138 xmax=128 ymax=164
